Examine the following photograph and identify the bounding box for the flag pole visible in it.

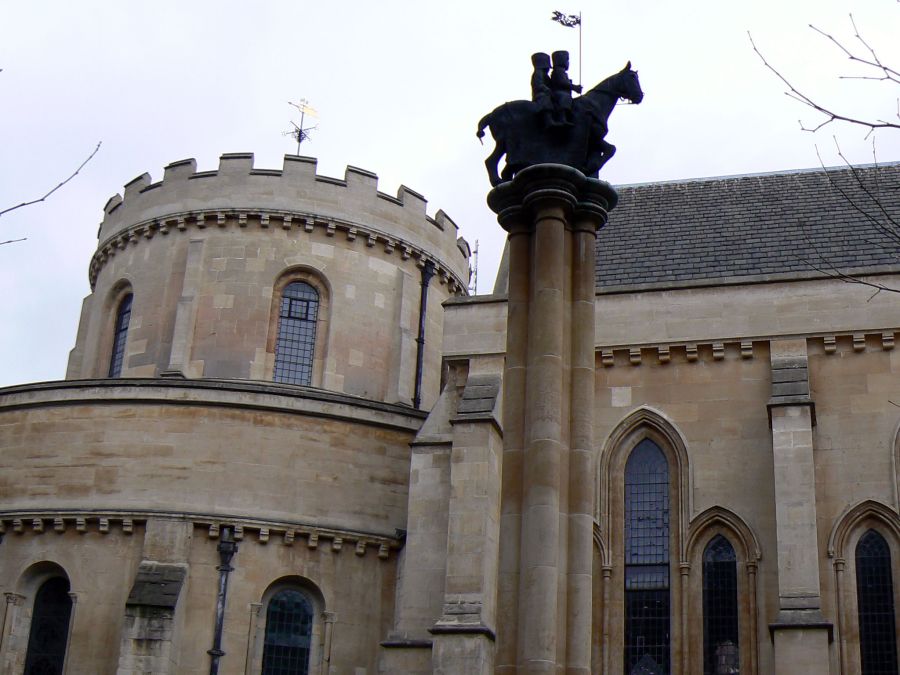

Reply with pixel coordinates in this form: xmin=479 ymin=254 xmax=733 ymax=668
xmin=578 ymin=11 xmax=582 ymax=86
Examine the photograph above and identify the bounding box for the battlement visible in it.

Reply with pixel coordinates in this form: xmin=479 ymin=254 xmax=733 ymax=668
xmin=98 ymin=154 xmax=469 ymax=278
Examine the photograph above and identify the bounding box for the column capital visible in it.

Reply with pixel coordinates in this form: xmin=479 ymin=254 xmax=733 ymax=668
xmin=487 ymin=164 xmax=618 ymax=234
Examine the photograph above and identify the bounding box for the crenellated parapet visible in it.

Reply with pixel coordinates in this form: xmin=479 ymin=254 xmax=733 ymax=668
xmin=94 ymin=153 xmax=471 ymax=290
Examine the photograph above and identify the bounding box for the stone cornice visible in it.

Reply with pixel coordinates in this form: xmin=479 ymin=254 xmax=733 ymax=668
xmin=597 ymin=329 xmax=898 ymax=368
xmin=0 ymin=509 xmax=403 ymax=559
xmin=89 ymin=206 xmax=469 ymax=294
xmin=0 ymin=378 xmax=426 ymax=433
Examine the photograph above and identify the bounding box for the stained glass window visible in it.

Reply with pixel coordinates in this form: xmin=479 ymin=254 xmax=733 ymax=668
xmin=624 ymin=439 xmax=670 ymax=675
xmin=273 ymin=282 xmax=319 ymax=386
xmin=856 ymin=529 xmax=898 ymax=675
xmin=262 ymin=589 xmax=314 ymax=675
xmin=108 ymin=293 xmax=132 ymax=377
xmin=703 ymin=535 xmax=740 ymax=675
xmin=24 ymin=577 xmax=73 ymax=675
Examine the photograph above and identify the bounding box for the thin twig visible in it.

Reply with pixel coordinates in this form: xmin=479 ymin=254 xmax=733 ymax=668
xmin=0 ymin=237 xmax=27 ymax=247
xmin=749 ymin=26 xmax=900 ymax=135
xmin=0 ymin=141 xmax=101 ymax=218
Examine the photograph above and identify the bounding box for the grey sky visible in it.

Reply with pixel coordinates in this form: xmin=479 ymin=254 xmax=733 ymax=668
xmin=1 ymin=0 xmax=898 ymax=387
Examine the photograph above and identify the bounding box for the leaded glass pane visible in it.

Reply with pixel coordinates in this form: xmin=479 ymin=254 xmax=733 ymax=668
xmin=856 ymin=530 xmax=899 ymax=675
xmin=273 ymin=282 xmax=319 ymax=386
xmin=624 ymin=439 xmax=670 ymax=675
xmin=262 ymin=589 xmax=314 ymax=675
xmin=703 ymin=535 xmax=740 ymax=675
xmin=24 ymin=577 xmax=72 ymax=675
xmin=108 ymin=294 xmax=132 ymax=378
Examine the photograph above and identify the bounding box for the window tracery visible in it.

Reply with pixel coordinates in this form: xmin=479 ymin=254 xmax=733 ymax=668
xmin=273 ymin=282 xmax=319 ymax=386
xmin=856 ymin=529 xmax=898 ymax=675
xmin=108 ymin=293 xmax=132 ymax=377
xmin=261 ymin=588 xmax=314 ymax=675
xmin=702 ymin=534 xmax=739 ymax=675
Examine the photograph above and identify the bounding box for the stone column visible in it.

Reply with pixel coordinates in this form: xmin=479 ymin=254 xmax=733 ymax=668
xmin=489 ymin=165 xmax=616 ymax=674
xmin=766 ymin=339 xmax=831 ymax=674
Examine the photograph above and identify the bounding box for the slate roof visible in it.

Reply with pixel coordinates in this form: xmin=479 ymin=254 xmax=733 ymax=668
xmin=596 ymin=162 xmax=900 ymax=291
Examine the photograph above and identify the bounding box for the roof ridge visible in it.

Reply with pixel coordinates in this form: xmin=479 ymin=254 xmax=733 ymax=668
xmin=615 ymin=160 xmax=900 ymax=189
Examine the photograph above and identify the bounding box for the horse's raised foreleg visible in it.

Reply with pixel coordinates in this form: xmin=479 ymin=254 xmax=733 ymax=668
xmin=586 ymin=140 xmax=616 ymax=177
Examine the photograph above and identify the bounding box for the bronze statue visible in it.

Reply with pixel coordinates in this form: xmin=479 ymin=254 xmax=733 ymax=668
xmin=477 ymin=58 xmax=643 ymax=186
xmin=549 ymin=50 xmax=582 ymax=127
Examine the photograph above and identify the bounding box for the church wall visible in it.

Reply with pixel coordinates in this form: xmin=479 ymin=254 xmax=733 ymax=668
xmin=440 ymin=270 xmax=900 ymax=673
xmin=808 ymin=340 xmax=900 ymax=654
xmin=179 ymin=525 xmax=398 ymax=674
xmin=593 ymin=348 xmax=780 ymax=673
xmin=0 ymin=527 xmax=144 ymax=675
xmin=594 ymin=274 xmax=900 ymax=347
xmin=0 ymin=382 xmax=420 ymax=534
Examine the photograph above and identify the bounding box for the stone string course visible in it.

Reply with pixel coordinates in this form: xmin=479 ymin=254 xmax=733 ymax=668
xmin=598 ymin=330 xmax=898 ymax=367
xmin=0 ymin=511 xmax=401 ymax=559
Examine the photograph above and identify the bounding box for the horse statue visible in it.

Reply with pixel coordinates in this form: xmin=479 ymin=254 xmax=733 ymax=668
xmin=477 ymin=61 xmax=643 ymax=186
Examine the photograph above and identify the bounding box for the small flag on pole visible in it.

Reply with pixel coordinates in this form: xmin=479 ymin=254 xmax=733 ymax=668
xmin=551 ymin=10 xmax=581 ymax=27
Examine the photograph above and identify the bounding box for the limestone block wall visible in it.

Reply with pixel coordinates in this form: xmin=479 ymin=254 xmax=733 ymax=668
xmin=67 ymin=154 xmax=470 ymax=408
xmin=0 ymin=526 xmax=144 ymax=674
xmin=439 ymin=272 xmax=900 ymax=673
xmin=0 ymin=380 xmax=422 ymax=534
xmin=0 ymin=518 xmax=399 ymax=674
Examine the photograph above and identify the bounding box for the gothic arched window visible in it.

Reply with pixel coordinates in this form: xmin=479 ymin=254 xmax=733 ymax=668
xmin=856 ymin=529 xmax=898 ymax=675
xmin=624 ymin=438 xmax=670 ymax=675
xmin=703 ymin=535 xmax=740 ymax=675
xmin=261 ymin=588 xmax=314 ymax=675
xmin=273 ymin=282 xmax=319 ymax=386
xmin=23 ymin=577 xmax=73 ymax=675
xmin=108 ymin=293 xmax=132 ymax=377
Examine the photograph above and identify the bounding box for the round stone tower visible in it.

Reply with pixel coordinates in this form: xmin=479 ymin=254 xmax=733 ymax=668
xmin=0 ymin=154 xmax=470 ymax=674
xmin=68 ymin=152 xmax=470 ymax=406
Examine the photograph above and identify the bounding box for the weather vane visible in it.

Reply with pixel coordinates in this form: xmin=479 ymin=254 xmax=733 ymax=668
xmin=284 ymin=99 xmax=318 ymax=154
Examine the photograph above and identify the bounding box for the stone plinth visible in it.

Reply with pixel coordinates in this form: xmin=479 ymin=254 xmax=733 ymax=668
xmin=489 ymin=165 xmax=616 ymax=674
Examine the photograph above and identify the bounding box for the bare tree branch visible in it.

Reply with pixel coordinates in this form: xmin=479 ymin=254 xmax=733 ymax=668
xmin=791 ymin=143 xmax=900 ymax=295
xmin=749 ymin=20 xmax=900 ymax=135
xmin=0 ymin=141 xmax=102 ymax=218
xmin=810 ymin=16 xmax=900 ymax=84
xmin=0 ymin=237 xmax=27 ymax=247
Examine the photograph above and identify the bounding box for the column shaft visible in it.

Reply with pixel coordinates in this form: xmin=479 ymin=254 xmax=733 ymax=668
xmin=496 ymin=224 xmax=530 ymax=673
xmin=518 ymin=208 xmax=567 ymax=672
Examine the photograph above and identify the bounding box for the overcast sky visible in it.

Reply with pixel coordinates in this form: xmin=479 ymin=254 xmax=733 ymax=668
xmin=1 ymin=0 xmax=899 ymax=387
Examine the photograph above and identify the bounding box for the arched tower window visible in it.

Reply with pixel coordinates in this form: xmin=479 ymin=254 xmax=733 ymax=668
xmin=262 ymin=588 xmax=314 ymax=675
xmin=108 ymin=293 xmax=132 ymax=377
xmin=703 ymin=535 xmax=739 ymax=675
xmin=23 ymin=577 xmax=73 ymax=675
xmin=624 ymin=438 xmax=670 ymax=675
xmin=273 ymin=282 xmax=319 ymax=386
xmin=856 ymin=529 xmax=898 ymax=675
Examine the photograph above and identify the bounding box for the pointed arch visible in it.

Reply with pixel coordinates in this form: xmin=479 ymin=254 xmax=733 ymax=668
xmin=828 ymin=500 xmax=900 ymax=561
xmin=828 ymin=500 xmax=900 ymax=674
xmin=594 ymin=406 xmax=693 ymax=675
xmin=687 ymin=506 xmax=762 ymax=565
xmin=596 ymin=405 xmax=692 ymax=557
xmin=685 ymin=507 xmax=761 ymax=675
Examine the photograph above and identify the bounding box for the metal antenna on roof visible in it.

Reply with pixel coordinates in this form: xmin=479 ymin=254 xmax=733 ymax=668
xmin=468 ymin=240 xmax=479 ymax=295
xmin=284 ymin=99 xmax=319 ymax=154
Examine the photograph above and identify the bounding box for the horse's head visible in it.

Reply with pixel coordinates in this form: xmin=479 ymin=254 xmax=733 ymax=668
xmin=615 ymin=61 xmax=643 ymax=104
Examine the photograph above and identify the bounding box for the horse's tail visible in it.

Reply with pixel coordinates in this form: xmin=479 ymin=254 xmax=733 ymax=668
xmin=476 ymin=112 xmax=491 ymax=141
